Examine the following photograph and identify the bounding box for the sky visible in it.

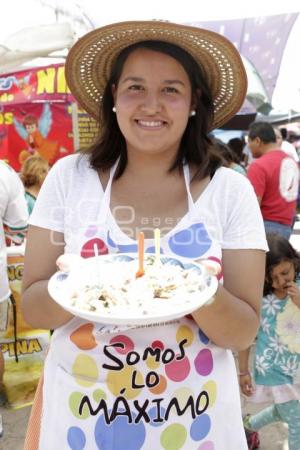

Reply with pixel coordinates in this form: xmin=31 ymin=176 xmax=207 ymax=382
xmin=1 ymin=0 xmax=300 ymax=111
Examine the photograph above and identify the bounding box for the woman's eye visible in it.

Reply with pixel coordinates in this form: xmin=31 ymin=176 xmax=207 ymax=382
xmin=164 ymin=86 xmax=179 ymax=93
xmin=128 ymin=84 xmax=144 ymax=91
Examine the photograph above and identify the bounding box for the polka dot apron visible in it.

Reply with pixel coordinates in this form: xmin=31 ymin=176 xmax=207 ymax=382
xmin=39 ymin=163 xmax=247 ymax=450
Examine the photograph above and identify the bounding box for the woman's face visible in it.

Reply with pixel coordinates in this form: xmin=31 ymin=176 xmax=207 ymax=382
xmin=112 ymin=48 xmax=193 ymax=158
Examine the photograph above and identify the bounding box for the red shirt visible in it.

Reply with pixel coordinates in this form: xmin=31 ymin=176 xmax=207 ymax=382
xmin=247 ymin=150 xmax=299 ymax=226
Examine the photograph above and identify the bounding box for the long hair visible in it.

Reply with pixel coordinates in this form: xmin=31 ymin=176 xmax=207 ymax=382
xmin=264 ymin=232 xmax=300 ymax=295
xmin=83 ymin=40 xmax=224 ymax=180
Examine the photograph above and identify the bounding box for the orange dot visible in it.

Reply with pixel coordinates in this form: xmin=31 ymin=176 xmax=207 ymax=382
xmin=70 ymin=323 xmax=97 ymax=350
xmin=149 ymin=374 xmax=167 ymax=395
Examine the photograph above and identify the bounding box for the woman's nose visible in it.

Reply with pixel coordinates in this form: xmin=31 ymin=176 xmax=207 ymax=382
xmin=140 ymin=92 xmax=162 ymax=114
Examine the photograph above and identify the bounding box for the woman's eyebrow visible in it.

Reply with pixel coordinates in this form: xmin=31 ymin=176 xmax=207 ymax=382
xmin=121 ymin=76 xmax=185 ymax=86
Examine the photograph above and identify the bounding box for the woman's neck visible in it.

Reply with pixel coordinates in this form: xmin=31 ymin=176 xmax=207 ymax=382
xmin=26 ymin=185 xmax=40 ymax=198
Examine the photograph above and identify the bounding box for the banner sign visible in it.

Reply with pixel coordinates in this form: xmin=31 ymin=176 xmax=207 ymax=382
xmin=0 ymin=254 xmax=50 ymax=409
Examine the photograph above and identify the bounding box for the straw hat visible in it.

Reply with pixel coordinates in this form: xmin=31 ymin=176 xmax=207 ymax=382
xmin=65 ymin=20 xmax=247 ymax=130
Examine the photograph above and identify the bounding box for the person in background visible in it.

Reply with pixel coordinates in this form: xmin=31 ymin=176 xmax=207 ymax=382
xmin=0 ymin=161 xmax=28 ymax=408
xmin=227 ymin=136 xmax=247 ymax=168
xmin=247 ymin=121 xmax=299 ymax=240
xmin=20 ymin=155 xmax=49 ymax=215
xmin=22 ymin=20 xmax=267 ymax=449
xmin=280 ymin=127 xmax=299 ymax=163
xmin=213 ymin=138 xmax=247 ymax=175
xmin=239 ymin=233 xmax=300 ymax=450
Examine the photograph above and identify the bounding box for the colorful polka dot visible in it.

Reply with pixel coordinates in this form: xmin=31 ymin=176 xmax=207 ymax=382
xmin=198 ymin=329 xmax=209 ymax=345
xmin=95 ymin=411 xmax=146 ymax=450
xmin=72 ymin=354 xmax=99 ymax=387
xmin=149 ymin=374 xmax=167 ymax=394
xmin=145 ymin=246 xmax=164 ymax=254
xmin=107 ymin=231 xmax=117 ymax=247
xmin=106 ymin=366 xmax=143 ymax=399
xmin=165 ymin=355 xmax=190 ymax=382
xmin=160 ymin=423 xmax=187 ymax=450
xmin=148 ymin=406 xmax=166 ymax=427
xmin=93 ymin=389 xmax=107 ymax=404
xmin=194 ymin=349 xmax=213 ymax=376
xmin=168 ymin=223 xmax=212 ymax=258
xmin=172 ymin=387 xmax=194 ymax=414
xmin=198 ymin=441 xmax=215 ymax=450
xmin=151 ymin=340 xmax=165 ymax=350
xmin=202 ymin=381 xmax=217 ymax=408
xmin=70 ymin=323 xmax=97 ymax=350
xmin=67 ymin=426 xmax=86 ymax=450
xmin=110 ymin=335 xmax=135 ymax=354
xmin=81 ymin=238 xmax=108 ymax=258
xmin=117 ymin=243 xmax=138 ymax=253
xmin=69 ymin=391 xmax=91 ymax=419
xmin=190 ymin=414 xmax=211 ymax=441
xmin=176 ymin=325 xmax=194 ymax=347
xmin=84 ymin=225 xmax=98 ymax=238
xmin=207 ymin=256 xmax=223 ymax=280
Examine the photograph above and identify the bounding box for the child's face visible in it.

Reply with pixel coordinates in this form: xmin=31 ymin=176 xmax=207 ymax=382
xmin=25 ymin=123 xmax=37 ymax=134
xmin=271 ymin=260 xmax=295 ymax=296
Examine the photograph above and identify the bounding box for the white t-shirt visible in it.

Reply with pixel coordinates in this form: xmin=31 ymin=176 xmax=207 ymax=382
xmin=0 ymin=161 xmax=28 ymax=302
xmin=281 ymin=140 xmax=299 ymax=162
xmin=30 ymin=153 xmax=268 ymax=254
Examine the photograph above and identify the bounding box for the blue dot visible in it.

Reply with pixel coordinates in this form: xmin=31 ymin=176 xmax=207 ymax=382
xmin=95 ymin=411 xmax=146 ymax=450
xmin=190 ymin=414 xmax=211 ymax=441
xmin=107 ymin=231 xmax=117 ymax=248
xmin=67 ymin=426 xmax=86 ymax=450
xmin=145 ymin=246 xmax=164 ymax=254
xmin=148 ymin=406 xmax=166 ymax=427
xmin=198 ymin=329 xmax=209 ymax=344
xmin=117 ymin=244 xmax=138 ymax=253
xmin=168 ymin=223 xmax=212 ymax=258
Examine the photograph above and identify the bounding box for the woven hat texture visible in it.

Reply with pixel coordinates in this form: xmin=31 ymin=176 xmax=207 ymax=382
xmin=65 ymin=20 xmax=247 ymax=129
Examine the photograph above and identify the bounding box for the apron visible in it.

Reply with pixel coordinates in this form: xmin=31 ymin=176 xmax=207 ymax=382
xmin=39 ymin=162 xmax=247 ymax=450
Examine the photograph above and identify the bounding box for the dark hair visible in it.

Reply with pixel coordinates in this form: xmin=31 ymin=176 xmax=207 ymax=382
xmin=210 ymin=137 xmax=238 ymax=166
xmin=248 ymin=122 xmax=276 ymax=144
xmin=227 ymin=137 xmax=245 ymax=160
xmin=84 ymin=40 xmax=224 ymax=179
xmin=264 ymin=232 xmax=300 ymax=295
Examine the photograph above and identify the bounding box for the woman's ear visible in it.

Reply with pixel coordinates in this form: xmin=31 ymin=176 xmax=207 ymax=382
xmin=191 ymin=89 xmax=202 ymax=111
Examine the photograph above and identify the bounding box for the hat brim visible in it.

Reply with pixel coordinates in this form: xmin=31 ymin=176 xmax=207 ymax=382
xmin=65 ymin=20 xmax=247 ymax=130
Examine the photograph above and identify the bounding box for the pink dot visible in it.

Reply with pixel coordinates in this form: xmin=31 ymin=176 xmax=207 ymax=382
xmin=194 ymin=349 xmax=213 ymax=376
xmin=84 ymin=225 xmax=98 ymax=238
xmin=110 ymin=335 xmax=134 ymax=354
xmin=165 ymin=356 xmax=190 ymax=381
xmin=151 ymin=340 xmax=164 ymax=350
xmin=198 ymin=442 xmax=215 ymax=450
xmin=207 ymin=256 xmax=223 ymax=280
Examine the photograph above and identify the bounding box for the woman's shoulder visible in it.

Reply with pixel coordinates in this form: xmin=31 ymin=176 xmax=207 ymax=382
xmin=50 ymin=152 xmax=92 ymax=177
xmin=211 ymin=165 xmax=252 ymax=191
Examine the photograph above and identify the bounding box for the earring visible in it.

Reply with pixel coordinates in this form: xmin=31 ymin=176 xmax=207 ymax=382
xmin=112 ymin=106 xmax=116 ymax=113
xmin=189 ymin=110 xmax=196 ymax=117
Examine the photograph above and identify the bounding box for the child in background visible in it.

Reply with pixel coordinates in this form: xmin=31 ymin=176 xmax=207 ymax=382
xmin=20 ymin=155 xmax=49 ymax=215
xmin=239 ymin=232 xmax=300 ymax=450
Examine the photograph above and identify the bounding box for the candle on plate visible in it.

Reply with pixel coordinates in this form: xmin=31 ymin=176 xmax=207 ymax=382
xmin=136 ymin=231 xmax=145 ymax=278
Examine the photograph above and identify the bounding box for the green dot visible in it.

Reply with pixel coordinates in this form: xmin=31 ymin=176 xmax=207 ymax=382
xmin=93 ymin=389 xmax=107 ymax=403
xmin=69 ymin=391 xmax=90 ymax=419
xmin=160 ymin=423 xmax=187 ymax=450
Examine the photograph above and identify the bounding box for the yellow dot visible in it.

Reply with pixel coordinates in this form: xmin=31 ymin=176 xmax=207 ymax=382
xmin=202 ymin=380 xmax=217 ymax=408
xmin=176 ymin=326 xmax=194 ymax=347
xmin=72 ymin=354 xmax=99 ymax=387
xmin=107 ymin=366 xmax=143 ymax=400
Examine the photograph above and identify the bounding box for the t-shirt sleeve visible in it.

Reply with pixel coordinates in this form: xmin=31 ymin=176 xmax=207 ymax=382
xmin=0 ymin=168 xmax=28 ymax=230
xmin=29 ymin=159 xmax=66 ymax=233
xmin=247 ymin=161 xmax=266 ymax=198
xmin=222 ymin=175 xmax=268 ymax=251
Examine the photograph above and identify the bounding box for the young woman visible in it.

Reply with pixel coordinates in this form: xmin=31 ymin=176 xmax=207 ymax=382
xmin=22 ymin=21 xmax=267 ymax=449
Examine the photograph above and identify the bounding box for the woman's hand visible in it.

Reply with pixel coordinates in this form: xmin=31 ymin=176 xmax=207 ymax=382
xmin=287 ymin=281 xmax=300 ymax=308
xmin=239 ymin=372 xmax=254 ymax=397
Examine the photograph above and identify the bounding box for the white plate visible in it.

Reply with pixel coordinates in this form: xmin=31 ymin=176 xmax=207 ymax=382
xmin=48 ymin=253 xmax=218 ymax=325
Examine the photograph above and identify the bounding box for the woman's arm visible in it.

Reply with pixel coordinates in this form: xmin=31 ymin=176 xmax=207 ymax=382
xmin=21 ymin=225 xmax=74 ymax=329
xmin=192 ymin=248 xmax=265 ymax=351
